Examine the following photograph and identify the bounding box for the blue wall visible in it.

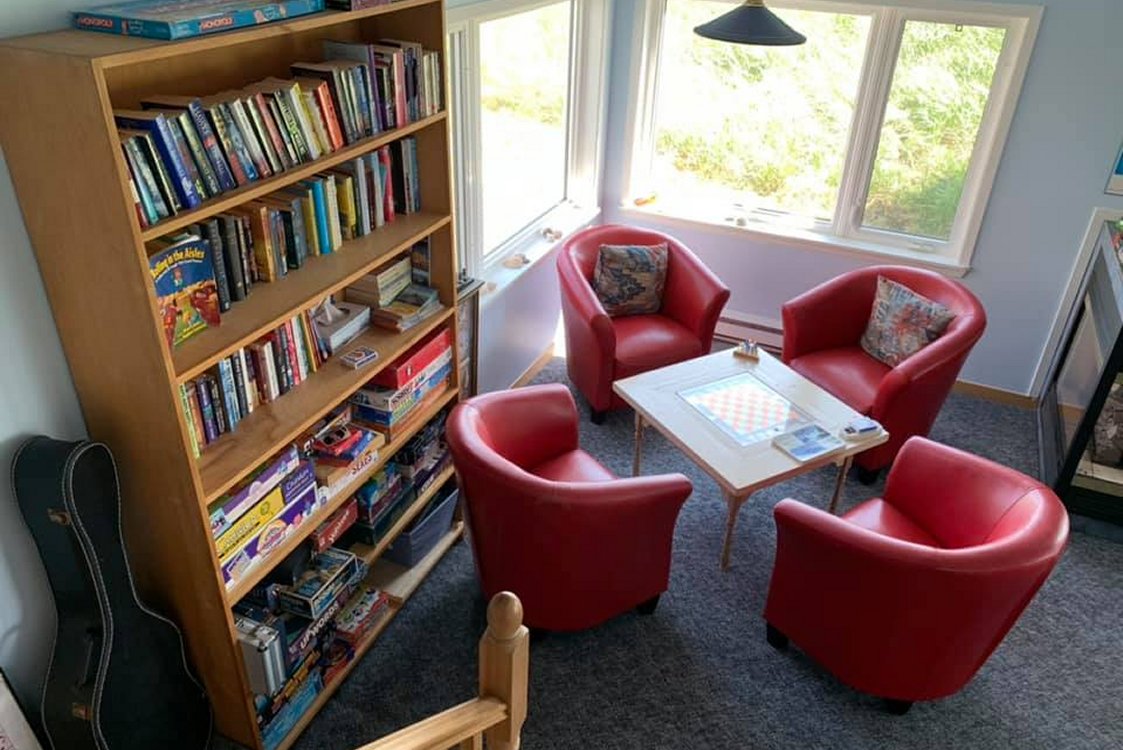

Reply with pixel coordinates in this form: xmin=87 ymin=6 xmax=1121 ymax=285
xmin=603 ymin=0 xmax=1123 ymax=394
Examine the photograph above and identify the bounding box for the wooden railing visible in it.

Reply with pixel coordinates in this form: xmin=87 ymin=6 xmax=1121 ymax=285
xmin=355 ymin=592 xmax=529 ymax=750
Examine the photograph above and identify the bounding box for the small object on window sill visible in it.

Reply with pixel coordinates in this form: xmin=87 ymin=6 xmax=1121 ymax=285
xmin=733 ymin=340 xmax=759 ymax=361
xmin=541 ymin=227 xmax=563 ymax=242
xmin=502 ymin=253 xmax=530 ymax=269
xmin=633 ymin=193 xmax=658 ymax=207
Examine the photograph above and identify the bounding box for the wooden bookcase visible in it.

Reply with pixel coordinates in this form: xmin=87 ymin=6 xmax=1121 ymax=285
xmin=0 ymin=4 xmax=460 ymax=748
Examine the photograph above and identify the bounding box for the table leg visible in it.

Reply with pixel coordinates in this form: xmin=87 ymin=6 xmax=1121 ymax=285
xmin=720 ymin=491 xmax=749 ymax=571
xmin=632 ymin=413 xmax=644 ymax=477
xmin=828 ymin=455 xmax=854 ymax=515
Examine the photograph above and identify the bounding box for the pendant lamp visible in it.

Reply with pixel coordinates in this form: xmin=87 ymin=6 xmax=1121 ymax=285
xmin=694 ymin=0 xmax=806 ymax=46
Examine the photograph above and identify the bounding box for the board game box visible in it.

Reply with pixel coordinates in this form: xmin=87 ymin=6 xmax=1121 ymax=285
xmin=679 ymin=373 xmax=811 ymax=447
xmin=73 ymin=0 xmax=325 ymax=41
xmin=149 ymin=234 xmax=220 ymax=349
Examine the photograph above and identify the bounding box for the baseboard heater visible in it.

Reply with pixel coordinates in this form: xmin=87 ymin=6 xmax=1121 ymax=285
xmin=713 ymin=311 xmax=783 ymax=353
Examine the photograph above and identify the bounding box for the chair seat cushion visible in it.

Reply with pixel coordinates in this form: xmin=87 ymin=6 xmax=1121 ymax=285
xmin=788 ymin=347 xmax=891 ymax=414
xmin=529 ymin=449 xmax=616 ymax=483
xmin=843 ymin=498 xmax=941 ymax=547
xmin=613 ymin=315 xmax=705 ymax=377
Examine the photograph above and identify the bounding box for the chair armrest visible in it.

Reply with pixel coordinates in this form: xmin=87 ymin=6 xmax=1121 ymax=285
xmin=557 ymin=252 xmax=616 ymax=358
xmin=870 ymin=325 xmax=983 ymax=417
xmin=780 ymin=274 xmax=876 ymax=362
xmin=661 ymin=246 xmax=730 ymax=346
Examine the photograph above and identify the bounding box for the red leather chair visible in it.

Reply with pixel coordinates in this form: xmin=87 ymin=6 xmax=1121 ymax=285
xmin=781 ymin=266 xmax=985 ymax=479
xmin=763 ymin=437 xmax=1069 ymax=713
xmin=445 ymin=383 xmax=693 ymax=631
xmin=558 ymin=225 xmax=730 ymax=423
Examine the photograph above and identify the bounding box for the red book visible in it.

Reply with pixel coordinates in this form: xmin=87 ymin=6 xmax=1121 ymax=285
xmin=300 ymin=78 xmax=345 ymax=151
xmin=283 ymin=320 xmax=302 ymax=385
xmin=249 ymin=91 xmax=293 ymax=171
xmin=378 ymin=146 xmax=394 ymax=222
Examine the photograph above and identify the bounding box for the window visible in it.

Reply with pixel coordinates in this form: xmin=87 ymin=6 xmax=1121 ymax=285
xmin=449 ymin=0 xmax=610 ymax=275
xmin=625 ymin=0 xmax=1041 ymax=270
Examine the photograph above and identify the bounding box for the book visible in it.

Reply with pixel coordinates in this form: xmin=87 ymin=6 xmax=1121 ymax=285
xmin=140 ymin=95 xmax=239 ymax=192
xmin=113 ymin=109 xmax=203 ymax=208
xmin=772 ymin=425 xmax=845 ymax=463
xmin=73 ymin=0 xmax=326 ymax=41
xmin=149 ymin=234 xmax=221 ymax=349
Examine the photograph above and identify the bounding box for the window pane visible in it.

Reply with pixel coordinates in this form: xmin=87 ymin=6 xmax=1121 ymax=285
xmin=862 ymin=22 xmax=1006 ymax=240
xmin=651 ymin=1 xmax=870 ymax=225
xmin=479 ymin=1 xmax=571 ymax=254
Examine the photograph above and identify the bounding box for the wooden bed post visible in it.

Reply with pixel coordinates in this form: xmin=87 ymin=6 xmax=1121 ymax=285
xmin=479 ymin=592 xmax=529 ymax=750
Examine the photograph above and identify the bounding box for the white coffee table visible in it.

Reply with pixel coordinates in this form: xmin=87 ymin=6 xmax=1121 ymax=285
xmin=613 ymin=348 xmax=888 ymax=570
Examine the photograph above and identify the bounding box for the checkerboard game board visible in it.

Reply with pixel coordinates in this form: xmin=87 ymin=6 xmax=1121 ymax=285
xmin=679 ymin=373 xmax=811 ymax=447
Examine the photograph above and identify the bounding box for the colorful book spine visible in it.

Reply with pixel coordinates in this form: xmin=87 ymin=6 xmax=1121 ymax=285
xmin=184 ymin=99 xmax=237 ymax=192
xmin=114 ymin=111 xmax=202 ymax=208
xmin=196 ymin=377 xmax=219 ymax=443
xmin=180 ymin=384 xmax=200 ymax=458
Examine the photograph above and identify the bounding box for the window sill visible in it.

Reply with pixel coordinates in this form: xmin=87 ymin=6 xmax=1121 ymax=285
xmin=477 ymin=203 xmax=601 ymax=305
xmin=618 ymin=204 xmax=972 ymax=278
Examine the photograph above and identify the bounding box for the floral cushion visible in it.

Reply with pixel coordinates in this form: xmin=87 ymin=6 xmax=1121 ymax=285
xmin=592 ymin=243 xmax=669 ymax=317
xmin=860 ymin=276 xmax=956 ymax=367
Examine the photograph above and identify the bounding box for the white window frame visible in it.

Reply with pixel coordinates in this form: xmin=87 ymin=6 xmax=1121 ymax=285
xmin=448 ymin=0 xmax=611 ymax=278
xmin=621 ymin=0 xmax=1042 ymax=275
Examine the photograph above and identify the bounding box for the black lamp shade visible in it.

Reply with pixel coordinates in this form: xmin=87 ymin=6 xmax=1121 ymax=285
xmin=694 ymin=1 xmax=806 ymax=46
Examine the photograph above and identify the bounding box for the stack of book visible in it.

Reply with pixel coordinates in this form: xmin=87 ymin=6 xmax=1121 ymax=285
xmin=345 ymin=256 xmax=412 ymax=309
xmin=370 ymin=284 xmax=441 ymax=332
xmin=178 ymin=310 xmax=328 ymax=456
xmin=116 ymin=36 xmax=438 ymax=229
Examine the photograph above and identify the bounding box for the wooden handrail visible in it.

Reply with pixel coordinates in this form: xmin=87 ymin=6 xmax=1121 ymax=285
xmin=353 ymin=592 xmax=529 ymax=750
xmin=354 ymin=698 xmax=507 ymax=750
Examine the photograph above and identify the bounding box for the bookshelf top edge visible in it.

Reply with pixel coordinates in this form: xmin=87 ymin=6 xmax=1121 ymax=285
xmin=0 ymin=0 xmax=441 ymax=69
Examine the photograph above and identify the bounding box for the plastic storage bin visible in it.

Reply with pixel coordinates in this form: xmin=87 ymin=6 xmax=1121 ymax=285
xmin=385 ymin=484 xmax=458 ymax=566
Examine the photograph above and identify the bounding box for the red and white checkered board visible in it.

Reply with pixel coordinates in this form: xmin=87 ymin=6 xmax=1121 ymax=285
xmin=683 ymin=375 xmax=807 ymax=446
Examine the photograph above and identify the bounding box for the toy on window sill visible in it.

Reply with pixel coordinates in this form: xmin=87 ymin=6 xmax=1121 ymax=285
xmin=733 ymin=340 xmax=760 ymax=361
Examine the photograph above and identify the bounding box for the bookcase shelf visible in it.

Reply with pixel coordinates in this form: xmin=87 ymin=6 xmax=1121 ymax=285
xmin=199 ymin=306 xmax=455 ymax=503
xmin=140 ymin=113 xmax=447 ymax=242
xmin=0 ymin=5 xmax=460 ymax=748
xmin=349 ymin=464 xmax=456 ymax=567
xmin=223 ymin=386 xmax=458 ymax=604
xmin=173 ymin=211 xmax=451 ymax=381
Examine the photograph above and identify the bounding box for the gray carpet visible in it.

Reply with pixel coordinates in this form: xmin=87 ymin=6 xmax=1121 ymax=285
xmin=223 ymin=358 xmax=1123 ymax=750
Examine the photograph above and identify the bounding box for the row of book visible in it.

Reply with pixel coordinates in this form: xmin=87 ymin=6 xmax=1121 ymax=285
xmin=178 ymin=311 xmax=327 ymax=456
xmin=148 ymin=137 xmax=422 ymax=352
xmin=117 ymin=37 xmax=439 ymax=228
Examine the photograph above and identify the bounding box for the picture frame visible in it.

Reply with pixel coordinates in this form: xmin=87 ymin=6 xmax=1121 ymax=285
xmin=0 ymin=670 xmax=42 ymax=750
xmin=1106 ymin=141 xmax=1123 ymax=196
xmin=456 ymin=274 xmax=485 ymax=398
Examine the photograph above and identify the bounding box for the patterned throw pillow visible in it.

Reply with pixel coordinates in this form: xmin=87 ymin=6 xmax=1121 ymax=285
xmin=592 ymin=243 xmax=669 ymax=317
xmin=860 ymin=276 xmax=956 ymax=367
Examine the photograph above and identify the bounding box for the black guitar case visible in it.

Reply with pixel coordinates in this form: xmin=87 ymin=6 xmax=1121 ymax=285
xmin=11 ymin=437 xmax=212 ymax=750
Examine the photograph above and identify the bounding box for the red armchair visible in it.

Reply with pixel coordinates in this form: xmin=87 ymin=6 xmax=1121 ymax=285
xmin=558 ymin=225 xmax=730 ymax=423
xmin=445 ymin=384 xmax=693 ymax=631
xmin=763 ymin=437 xmax=1069 ymax=713
xmin=781 ymin=265 xmax=985 ymax=477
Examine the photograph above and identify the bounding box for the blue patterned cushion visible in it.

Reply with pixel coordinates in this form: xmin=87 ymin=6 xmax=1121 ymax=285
xmin=860 ymin=276 xmax=955 ymax=367
xmin=592 ymin=243 xmax=669 ymax=317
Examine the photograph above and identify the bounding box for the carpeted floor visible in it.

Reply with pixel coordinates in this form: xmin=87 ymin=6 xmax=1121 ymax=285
xmin=222 ymin=358 xmax=1123 ymax=750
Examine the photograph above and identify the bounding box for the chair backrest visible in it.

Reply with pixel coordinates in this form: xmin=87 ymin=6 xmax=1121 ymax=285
xmin=849 ymin=265 xmax=986 ymax=353
xmin=884 ymin=437 xmax=1068 ymax=555
xmin=561 ymin=224 xmax=696 ymax=283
